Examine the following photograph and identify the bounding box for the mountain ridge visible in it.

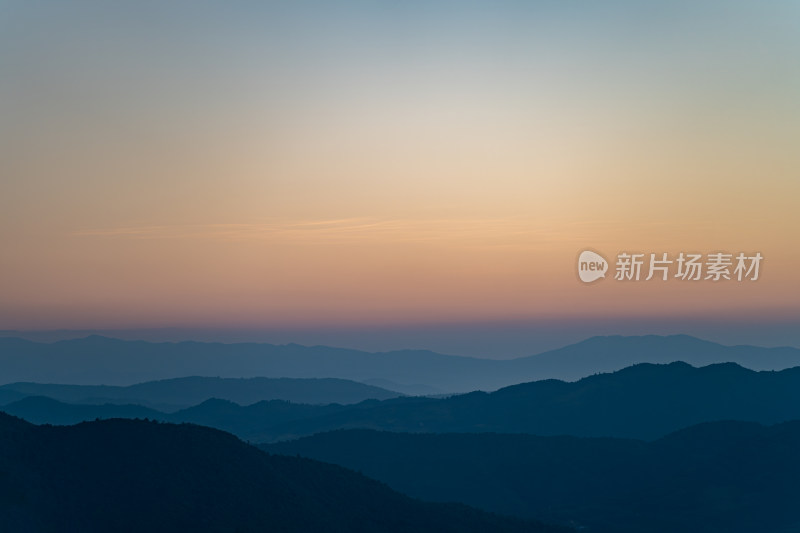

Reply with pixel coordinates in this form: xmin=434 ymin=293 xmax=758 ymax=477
xmin=6 ymin=361 xmax=800 ymax=441
xmin=2 ymin=334 xmax=800 ymax=391
xmin=0 ymin=413 xmax=565 ymax=533
xmin=263 ymin=420 xmax=800 ymax=533
xmin=0 ymin=376 xmax=401 ymax=410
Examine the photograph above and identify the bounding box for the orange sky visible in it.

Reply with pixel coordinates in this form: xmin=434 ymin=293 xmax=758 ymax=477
xmin=1 ymin=1 xmax=799 ymax=334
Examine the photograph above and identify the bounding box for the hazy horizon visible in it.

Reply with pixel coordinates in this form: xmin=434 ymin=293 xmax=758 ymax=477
xmin=3 ymin=321 xmax=799 ymax=359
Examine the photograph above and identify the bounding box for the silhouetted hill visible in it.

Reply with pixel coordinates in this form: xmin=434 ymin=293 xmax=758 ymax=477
xmin=2 ymin=334 xmax=798 ymax=392
xmin=0 ymin=389 xmax=26 ymax=405
xmin=243 ymin=362 xmax=800 ymax=440
xmin=0 ymin=376 xmax=400 ymax=410
xmin=171 ymin=398 xmax=358 ymax=440
xmin=0 ymin=414 xmax=565 ymax=533
xmin=7 ymin=362 xmax=800 ymax=441
xmin=264 ymin=421 xmax=800 ymax=533
xmin=360 ymin=378 xmax=445 ymax=396
xmin=510 ymin=334 xmax=800 ymax=380
xmin=3 ymin=396 xmax=163 ymax=425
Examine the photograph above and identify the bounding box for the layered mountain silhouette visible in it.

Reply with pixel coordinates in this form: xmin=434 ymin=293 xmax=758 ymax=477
xmin=0 ymin=413 xmax=565 ymax=533
xmin=0 ymin=376 xmax=400 ymax=410
xmin=6 ymin=362 xmax=800 ymax=441
xmin=264 ymin=422 xmax=800 ymax=533
xmin=2 ymin=334 xmax=798 ymax=391
xmin=1 ymin=396 xmax=164 ymax=426
xmin=3 ymin=334 xmax=799 ymax=532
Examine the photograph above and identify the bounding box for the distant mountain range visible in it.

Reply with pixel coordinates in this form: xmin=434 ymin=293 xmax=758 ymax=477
xmin=2 ymin=334 xmax=799 ymax=391
xmin=264 ymin=421 xmax=800 ymax=533
xmin=0 ymin=414 xmax=563 ymax=533
xmin=0 ymin=376 xmax=401 ymax=410
xmin=6 ymin=361 xmax=800 ymax=441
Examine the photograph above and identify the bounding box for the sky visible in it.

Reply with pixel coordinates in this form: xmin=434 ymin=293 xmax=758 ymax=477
xmin=1 ymin=1 xmax=799 ymax=355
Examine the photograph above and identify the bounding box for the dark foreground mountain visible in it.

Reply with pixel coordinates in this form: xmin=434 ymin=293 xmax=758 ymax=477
xmin=2 ymin=334 xmax=798 ymax=392
xmin=0 ymin=413 xmax=564 ymax=533
xmin=0 ymin=376 xmax=400 ymax=410
xmin=7 ymin=362 xmax=800 ymax=441
xmin=265 ymin=421 xmax=800 ymax=533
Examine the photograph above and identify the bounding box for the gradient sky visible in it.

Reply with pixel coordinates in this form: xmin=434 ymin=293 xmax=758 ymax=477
xmin=2 ymin=1 xmax=799 ymax=354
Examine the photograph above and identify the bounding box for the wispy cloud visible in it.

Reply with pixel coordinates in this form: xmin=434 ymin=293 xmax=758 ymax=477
xmin=71 ymin=217 xmax=588 ymax=246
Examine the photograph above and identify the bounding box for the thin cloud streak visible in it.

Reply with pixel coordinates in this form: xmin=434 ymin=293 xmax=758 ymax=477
xmin=71 ymin=218 xmax=583 ymax=245
xmin=70 ymin=217 xmax=726 ymax=249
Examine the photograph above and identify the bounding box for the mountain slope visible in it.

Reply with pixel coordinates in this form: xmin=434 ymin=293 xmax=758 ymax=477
xmin=0 ymin=376 xmax=400 ymax=410
xmin=507 ymin=334 xmax=800 ymax=381
xmin=7 ymin=362 xmax=800 ymax=441
xmin=0 ymin=413 xmax=565 ymax=533
xmin=245 ymin=362 xmax=800 ymax=440
xmin=2 ymin=334 xmax=799 ymax=392
xmin=2 ymin=396 xmax=164 ymax=425
xmin=264 ymin=421 xmax=800 ymax=533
